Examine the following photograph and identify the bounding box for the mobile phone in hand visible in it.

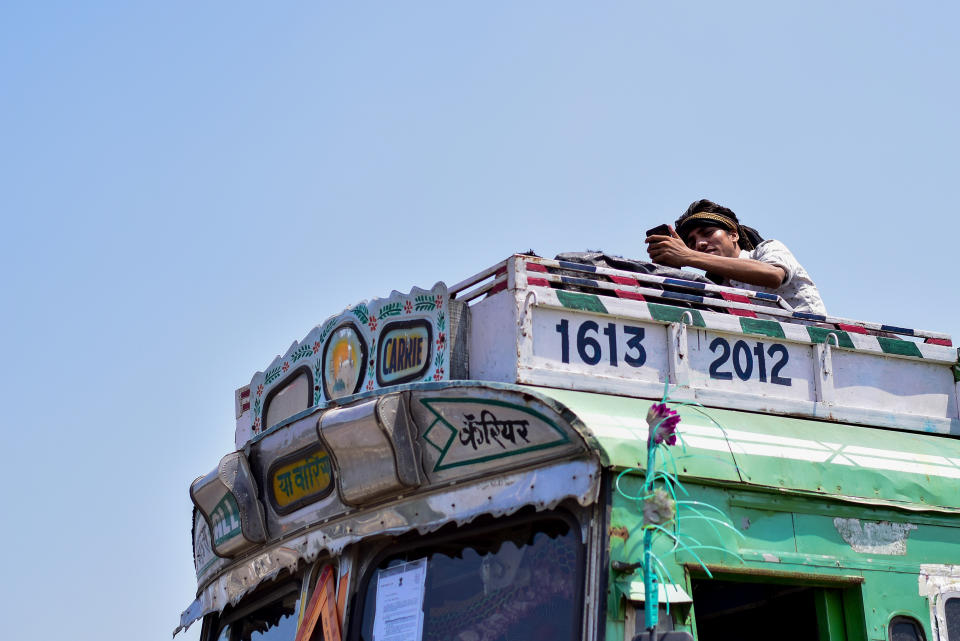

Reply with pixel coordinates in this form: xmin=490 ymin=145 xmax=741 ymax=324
xmin=646 ymin=224 xmax=671 ymax=237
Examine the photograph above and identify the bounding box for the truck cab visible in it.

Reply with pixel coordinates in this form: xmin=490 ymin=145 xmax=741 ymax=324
xmin=178 ymin=254 xmax=960 ymax=641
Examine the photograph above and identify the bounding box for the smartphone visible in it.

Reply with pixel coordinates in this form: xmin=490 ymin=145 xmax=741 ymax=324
xmin=646 ymin=224 xmax=671 ymax=237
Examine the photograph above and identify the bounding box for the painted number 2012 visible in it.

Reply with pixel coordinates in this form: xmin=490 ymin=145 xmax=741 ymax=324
xmin=709 ymin=337 xmax=792 ymax=386
xmin=555 ymin=319 xmax=646 ymax=367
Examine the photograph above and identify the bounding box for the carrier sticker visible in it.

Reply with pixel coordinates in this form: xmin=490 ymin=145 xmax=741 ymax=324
xmin=420 ymin=398 xmax=570 ymax=471
xmin=269 ymin=447 xmax=334 ymax=513
xmin=377 ymin=320 xmax=432 ymax=386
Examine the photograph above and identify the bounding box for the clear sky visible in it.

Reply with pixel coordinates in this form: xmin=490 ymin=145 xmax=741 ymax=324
xmin=2 ymin=3 xmax=957 ymax=640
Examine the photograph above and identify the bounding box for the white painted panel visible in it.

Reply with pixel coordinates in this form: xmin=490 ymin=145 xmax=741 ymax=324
xmin=468 ymin=291 xmax=520 ymax=383
xmin=685 ymin=329 xmax=815 ymax=402
xmin=530 ymin=307 xmax=668 ymax=384
xmin=831 ymin=350 xmax=957 ymax=418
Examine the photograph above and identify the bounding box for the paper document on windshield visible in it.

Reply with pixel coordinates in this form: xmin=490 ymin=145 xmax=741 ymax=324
xmin=373 ymin=558 xmax=427 ymax=641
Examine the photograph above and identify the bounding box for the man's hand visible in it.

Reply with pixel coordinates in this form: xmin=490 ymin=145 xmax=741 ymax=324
xmin=645 ymin=226 xmax=693 ymax=267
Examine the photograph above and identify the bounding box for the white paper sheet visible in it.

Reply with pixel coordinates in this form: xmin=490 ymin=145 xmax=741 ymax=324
xmin=372 ymin=558 xmax=427 ymax=641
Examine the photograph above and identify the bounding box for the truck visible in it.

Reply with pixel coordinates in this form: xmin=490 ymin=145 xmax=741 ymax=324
xmin=176 ymin=254 xmax=960 ymax=641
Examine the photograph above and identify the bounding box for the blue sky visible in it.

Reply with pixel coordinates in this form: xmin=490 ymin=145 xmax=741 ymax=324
xmin=1 ymin=3 xmax=957 ymax=640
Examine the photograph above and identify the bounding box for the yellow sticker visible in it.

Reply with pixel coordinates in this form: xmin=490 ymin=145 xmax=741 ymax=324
xmin=271 ymin=449 xmax=333 ymax=511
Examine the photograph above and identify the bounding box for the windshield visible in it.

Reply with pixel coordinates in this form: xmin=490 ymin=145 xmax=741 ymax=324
xmin=215 ymin=582 xmax=301 ymax=641
xmin=355 ymin=515 xmax=583 ymax=641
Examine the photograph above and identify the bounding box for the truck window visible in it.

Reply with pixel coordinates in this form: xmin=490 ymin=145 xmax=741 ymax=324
xmin=213 ymin=581 xmax=301 ymax=641
xmin=264 ymin=369 xmax=311 ymax=429
xmin=889 ymin=615 xmax=925 ymax=641
xmin=353 ymin=514 xmax=584 ymax=641
xmin=946 ymin=597 xmax=960 ymax=640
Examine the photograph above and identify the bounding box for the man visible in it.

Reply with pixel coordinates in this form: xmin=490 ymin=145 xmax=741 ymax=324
xmin=645 ymin=199 xmax=826 ymax=315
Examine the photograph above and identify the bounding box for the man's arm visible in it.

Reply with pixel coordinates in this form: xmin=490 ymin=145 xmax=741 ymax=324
xmin=645 ymin=230 xmax=785 ymax=288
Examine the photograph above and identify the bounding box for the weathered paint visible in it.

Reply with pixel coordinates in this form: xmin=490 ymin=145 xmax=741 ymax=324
xmin=833 ymin=518 xmax=917 ymax=556
xmin=918 ymin=564 xmax=960 ymax=597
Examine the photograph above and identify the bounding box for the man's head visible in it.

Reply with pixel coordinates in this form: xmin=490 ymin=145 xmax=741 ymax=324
xmin=674 ymin=199 xmax=757 ymax=258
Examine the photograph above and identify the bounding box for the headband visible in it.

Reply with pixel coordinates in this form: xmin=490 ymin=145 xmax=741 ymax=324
xmin=676 ymin=211 xmax=755 ymax=251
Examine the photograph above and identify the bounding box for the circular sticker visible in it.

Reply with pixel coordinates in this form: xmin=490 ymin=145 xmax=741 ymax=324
xmin=322 ymin=323 xmax=367 ymax=400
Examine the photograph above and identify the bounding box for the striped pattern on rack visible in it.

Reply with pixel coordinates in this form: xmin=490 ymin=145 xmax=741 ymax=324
xmin=523 ymin=258 xmax=951 ymax=342
xmin=535 ymin=288 xmax=957 ymax=363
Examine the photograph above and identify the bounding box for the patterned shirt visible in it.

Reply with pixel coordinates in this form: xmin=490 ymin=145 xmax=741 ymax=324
xmin=724 ymin=240 xmax=827 ymax=315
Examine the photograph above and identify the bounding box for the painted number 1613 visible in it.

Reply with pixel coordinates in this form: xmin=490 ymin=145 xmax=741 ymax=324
xmin=554 ymin=319 xmax=646 ymax=367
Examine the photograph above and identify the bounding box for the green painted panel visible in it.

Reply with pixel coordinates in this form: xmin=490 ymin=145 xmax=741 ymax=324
xmin=859 ymin=572 xmax=929 ymax=641
xmin=794 ymin=512 xmax=960 ymax=568
xmin=877 ymin=337 xmax=923 ymax=358
xmin=739 ymin=317 xmax=787 ymax=339
xmin=647 ymin=303 xmax=706 ymax=328
xmin=533 ymin=387 xmax=960 ymax=511
xmin=806 ymin=326 xmax=855 ymax=349
xmin=841 ymin=589 xmax=867 ymax=641
xmin=555 ymin=290 xmax=608 ymax=313
xmin=815 ymin=590 xmax=847 ymax=641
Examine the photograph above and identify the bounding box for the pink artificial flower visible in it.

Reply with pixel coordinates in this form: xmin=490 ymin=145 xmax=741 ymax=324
xmin=646 ymin=402 xmax=680 ymax=446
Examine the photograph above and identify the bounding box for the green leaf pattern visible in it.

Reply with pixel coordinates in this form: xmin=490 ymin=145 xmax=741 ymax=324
xmin=379 ymin=302 xmax=402 ymax=319
xmin=265 ymin=365 xmax=282 ymax=385
xmin=318 ymin=319 xmax=337 ymax=343
xmin=290 ymin=343 xmax=313 ymax=363
xmin=351 ymin=304 xmax=369 ymax=325
xmin=414 ymin=295 xmax=436 ymax=311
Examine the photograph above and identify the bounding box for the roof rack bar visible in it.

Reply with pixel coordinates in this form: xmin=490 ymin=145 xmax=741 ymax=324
xmin=456 ymin=274 xmax=507 ymax=303
xmin=449 ymin=258 xmax=510 ymax=298
xmin=520 ymin=256 xmax=951 ymax=341
xmin=525 ymin=256 xmax=791 ymax=309
xmin=528 ymin=272 xmax=801 ymax=321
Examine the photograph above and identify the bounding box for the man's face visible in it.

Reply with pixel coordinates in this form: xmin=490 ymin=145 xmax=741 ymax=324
xmin=684 ymin=225 xmax=740 ymax=258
